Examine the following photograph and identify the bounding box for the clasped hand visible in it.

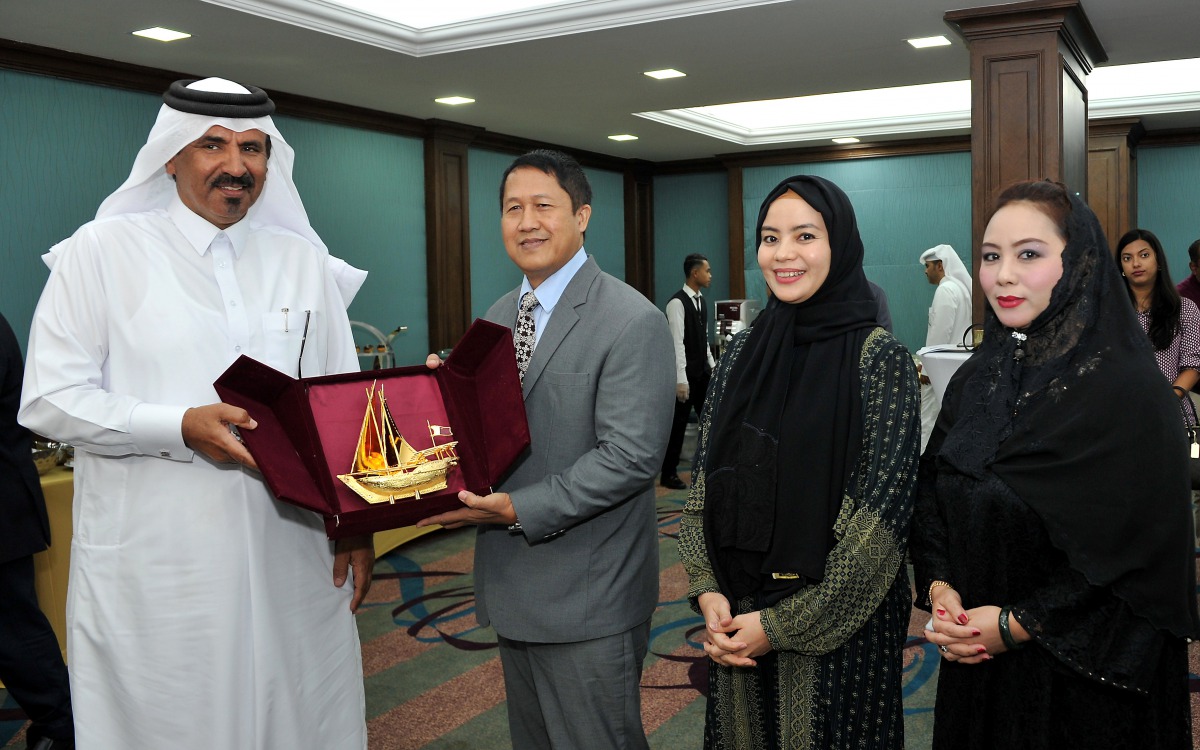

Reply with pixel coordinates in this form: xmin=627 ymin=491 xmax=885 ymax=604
xmin=924 ymin=588 xmax=1016 ymax=664
xmin=697 ymin=592 xmax=772 ymax=668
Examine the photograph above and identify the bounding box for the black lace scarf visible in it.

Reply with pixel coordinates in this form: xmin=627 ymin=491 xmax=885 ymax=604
xmin=938 ymin=190 xmax=1200 ymax=639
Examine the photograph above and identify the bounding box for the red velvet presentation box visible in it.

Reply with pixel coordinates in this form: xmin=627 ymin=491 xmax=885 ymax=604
xmin=213 ymin=320 xmax=530 ymax=539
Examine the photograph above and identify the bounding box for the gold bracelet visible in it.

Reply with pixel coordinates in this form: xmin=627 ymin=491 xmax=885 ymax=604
xmin=927 ymin=580 xmax=954 ymax=607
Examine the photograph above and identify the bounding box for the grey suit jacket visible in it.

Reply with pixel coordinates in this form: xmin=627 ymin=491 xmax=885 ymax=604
xmin=477 ymin=256 xmax=675 ymax=643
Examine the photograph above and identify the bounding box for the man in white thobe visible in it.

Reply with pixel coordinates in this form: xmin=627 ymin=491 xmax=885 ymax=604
xmin=918 ymin=244 xmax=973 ymax=452
xmin=20 ymin=78 xmax=372 ymax=750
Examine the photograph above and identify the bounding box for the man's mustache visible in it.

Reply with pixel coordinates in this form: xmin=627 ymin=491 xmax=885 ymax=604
xmin=211 ymin=173 xmax=255 ymax=189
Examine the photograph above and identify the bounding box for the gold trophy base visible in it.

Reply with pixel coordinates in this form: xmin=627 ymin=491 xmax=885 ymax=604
xmin=338 ymin=472 xmax=450 ymax=505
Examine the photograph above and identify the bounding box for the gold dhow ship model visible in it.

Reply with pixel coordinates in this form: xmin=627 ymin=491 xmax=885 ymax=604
xmin=337 ymin=381 xmax=459 ymax=504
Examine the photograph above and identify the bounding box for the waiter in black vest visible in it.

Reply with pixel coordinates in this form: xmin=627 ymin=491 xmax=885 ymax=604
xmin=661 ymin=254 xmax=716 ymax=489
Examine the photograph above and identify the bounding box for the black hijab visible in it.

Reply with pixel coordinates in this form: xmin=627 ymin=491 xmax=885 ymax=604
xmin=704 ymin=175 xmax=880 ymax=607
xmin=939 ymin=185 xmax=1200 ymax=638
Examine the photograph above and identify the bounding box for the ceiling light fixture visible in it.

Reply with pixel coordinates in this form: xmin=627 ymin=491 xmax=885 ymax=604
xmin=132 ymin=27 xmax=191 ymax=42
xmin=907 ymin=35 xmax=951 ymax=49
xmin=645 ymin=69 xmax=686 ymax=80
xmin=434 ymin=96 xmax=475 ymax=105
xmin=832 ymin=137 xmax=860 ymax=144
xmin=608 ymin=134 xmax=639 ymax=142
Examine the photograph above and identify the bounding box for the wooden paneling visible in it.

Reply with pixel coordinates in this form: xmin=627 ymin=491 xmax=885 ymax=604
xmin=623 ymin=164 xmax=655 ymax=299
xmin=725 ymin=165 xmax=745 ymax=300
xmin=424 ymin=121 xmax=481 ymax=352
xmin=1061 ymin=65 xmax=1089 ymax=193
xmin=1088 ymin=118 xmax=1144 ymax=252
xmin=945 ymin=0 xmax=1106 ymax=323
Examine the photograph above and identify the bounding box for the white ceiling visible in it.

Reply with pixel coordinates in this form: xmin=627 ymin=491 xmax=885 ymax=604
xmin=2 ymin=0 xmax=1198 ymax=161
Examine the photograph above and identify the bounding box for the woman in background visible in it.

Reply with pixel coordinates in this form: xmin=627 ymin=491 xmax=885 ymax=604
xmin=912 ymin=181 xmax=1198 ymax=749
xmin=1116 ymin=228 xmax=1200 ymax=423
xmin=680 ymin=174 xmax=919 ymax=748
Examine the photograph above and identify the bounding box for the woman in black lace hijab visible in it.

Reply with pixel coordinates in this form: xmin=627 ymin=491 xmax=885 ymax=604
xmin=912 ymin=180 xmax=1199 ymax=748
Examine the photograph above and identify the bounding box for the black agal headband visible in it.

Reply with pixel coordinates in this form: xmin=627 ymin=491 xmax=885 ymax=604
xmin=163 ymin=79 xmax=275 ymax=118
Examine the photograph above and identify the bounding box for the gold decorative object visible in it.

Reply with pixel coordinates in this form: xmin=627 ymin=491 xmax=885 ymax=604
xmin=337 ymin=382 xmax=459 ymax=504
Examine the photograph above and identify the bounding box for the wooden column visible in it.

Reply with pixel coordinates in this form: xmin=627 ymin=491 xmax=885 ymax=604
xmin=1088 ymin=118 xmax=1144 ymax=254
xmin=423 ymin=120 xmax=482 ymax=352
xmin=623 ymin=161 xmax=655 ymax=299
xmin=945 ymin=0 xmax=1106 ymax=320
xmin=725 ymin=164 xmax=745 ymax=299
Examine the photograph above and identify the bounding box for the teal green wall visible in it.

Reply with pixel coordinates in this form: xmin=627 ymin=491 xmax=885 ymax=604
xmin=653 ymin=172 xmax=730 ymax=316
xmin=0 ymin=69 xmax=426 ymax=365
xmin=467 ymin=147 xmax=625 ymax=319
xmin=585 ymin=169 xmax=626 ymax=278
xmin=468 ymin=149 xmax=525 ymax=320
xmin=274 ymin=115 xmax=427 ymax=364
xmin=1137 ymin=144 xmax=1200 ymax=283
xmin=743 ymin=154 xmax=973 ymax=351
xmin=0 ymin=71 xmax=160 ymax=354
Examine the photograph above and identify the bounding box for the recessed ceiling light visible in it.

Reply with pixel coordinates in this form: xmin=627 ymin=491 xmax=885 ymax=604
xmin=132 ymin=27 xmax=191 ymax=42
xmin=644 ymin=69 xmax=686 ymax=80
xmin=608 ymin=134 xmax=639 ymax=142
xmin=907 ymin=35 xmax=951 ymax=49
xmin=434 ymin=96 xmax=475 ymax=105
xmin=832 ymin=137 xmax=861 ymax=144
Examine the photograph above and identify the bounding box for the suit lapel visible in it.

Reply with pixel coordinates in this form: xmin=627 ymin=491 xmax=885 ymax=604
xmin=521 ymin=257 xmax=599 ymax=396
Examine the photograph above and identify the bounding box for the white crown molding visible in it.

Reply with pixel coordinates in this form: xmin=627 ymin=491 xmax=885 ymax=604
xmin=1091 ymin=91 xmax=1200 ymax=118
xmin=634 ymin=107 xmax=974 ymax=145
xmin=198 ymin=0 xmax=788 ymax=56
xmin=636 ymin=89 xmax=1200 ymax=146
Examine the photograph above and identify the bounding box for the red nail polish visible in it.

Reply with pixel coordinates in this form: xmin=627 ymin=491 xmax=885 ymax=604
xmin=976 ymin=645 xmax=987 ymax=654
xmin=936 ymin=608 xmax=946 ymax=616
xmin=971 ymin=629 xmax=981 ymax=636
xmin=957 ymin=614 xmax=969 ymax=625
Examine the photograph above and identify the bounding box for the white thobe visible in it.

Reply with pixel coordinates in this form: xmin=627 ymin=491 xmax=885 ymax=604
xmin=920 ymin=277 xmax=973 ymax=451
xmin=20 ymin=196 xmax=367 ymax=750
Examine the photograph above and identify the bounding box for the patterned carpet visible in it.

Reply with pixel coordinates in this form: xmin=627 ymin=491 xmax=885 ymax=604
xmin=4 ymin=482 xmax=1199 ymax=748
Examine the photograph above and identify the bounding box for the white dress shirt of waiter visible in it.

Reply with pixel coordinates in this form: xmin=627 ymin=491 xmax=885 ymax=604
xmin=918 ymin=243 xmax=973 ymax=452
xmin=661 ymin=254 xmax=717 ymax=489
xmin=19 ymin=77 xmax=372 ymax=750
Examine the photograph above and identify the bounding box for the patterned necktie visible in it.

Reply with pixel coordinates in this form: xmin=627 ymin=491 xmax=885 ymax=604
xmin=514 ymin=291 xmax=539 ymax=383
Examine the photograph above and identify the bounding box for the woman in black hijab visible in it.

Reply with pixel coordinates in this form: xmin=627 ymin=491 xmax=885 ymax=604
xmin=679 ymin=175 xmax=920 ymax=748
xmin=912 ymin=180 xmax=1199 ymax=748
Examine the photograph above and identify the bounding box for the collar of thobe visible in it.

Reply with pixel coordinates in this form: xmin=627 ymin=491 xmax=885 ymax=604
xmin=519 ymin=246 xmax=587 ymax=315
xmin=939 ymin=275 xmax=970 ymax=300
xmin=168 ymin=193 xmax=250 ymax=258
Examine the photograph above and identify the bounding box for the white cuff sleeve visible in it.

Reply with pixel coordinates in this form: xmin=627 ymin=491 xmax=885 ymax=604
xmin=129 ymin=403 xmax=194 ymax=462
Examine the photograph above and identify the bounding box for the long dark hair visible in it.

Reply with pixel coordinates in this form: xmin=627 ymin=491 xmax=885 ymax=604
xmin=1115 ymin=228 xmax=1180 ymax=350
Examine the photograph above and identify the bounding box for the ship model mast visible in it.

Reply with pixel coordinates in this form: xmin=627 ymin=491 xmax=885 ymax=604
xmin=337 ymin=381 xmax=459 ymax=504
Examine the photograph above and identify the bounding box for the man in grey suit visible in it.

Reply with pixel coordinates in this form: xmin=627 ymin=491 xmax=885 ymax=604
xmin=419 ymin=149 xmax=674 ymax=749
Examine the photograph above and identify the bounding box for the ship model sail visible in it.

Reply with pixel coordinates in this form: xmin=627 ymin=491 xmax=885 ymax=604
xmin=337 ymin=382 xmax=459 ymax=504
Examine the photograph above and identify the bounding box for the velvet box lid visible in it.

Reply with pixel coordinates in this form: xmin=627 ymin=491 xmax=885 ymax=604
xmin=213 ymin=319 xmax=530 ymax=539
